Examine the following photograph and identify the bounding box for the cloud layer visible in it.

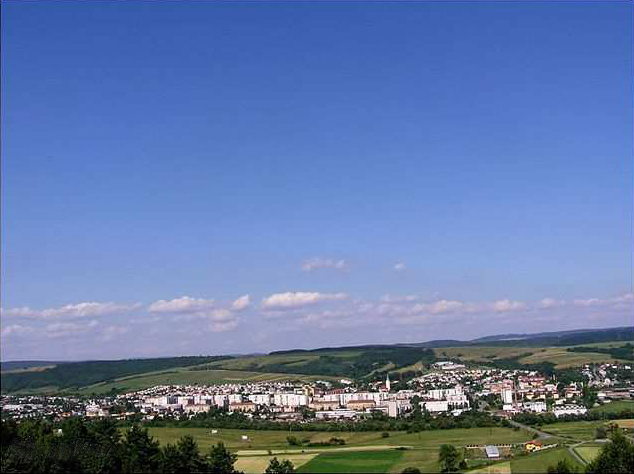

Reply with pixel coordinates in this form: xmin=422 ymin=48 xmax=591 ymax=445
xmin=2 ymin=291 xmax=632 ymax=360
xmin=301 ymin=257 xmax=348 ymax=272
xmin=261 ymin=292 xmax=348 ymax=310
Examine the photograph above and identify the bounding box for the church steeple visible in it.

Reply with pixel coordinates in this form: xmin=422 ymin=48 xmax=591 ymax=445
xmin=386 ymin=373 xmax=391 ymax=391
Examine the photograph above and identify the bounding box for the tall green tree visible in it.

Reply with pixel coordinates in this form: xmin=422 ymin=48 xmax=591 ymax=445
xmin=585 ymin=430 xmax=634 ymax=474
xmin=207 ymin=442 xmax=241 ymax=474
xmin=438 ymin=444 xmax=460 ymax=473
xmin=265 ymin=457 xmax=295 ymax=474
xmin=546 ymin=459 xmax=577 ymax=473
xmin=120 ymin=425 xmax=161 ymax=473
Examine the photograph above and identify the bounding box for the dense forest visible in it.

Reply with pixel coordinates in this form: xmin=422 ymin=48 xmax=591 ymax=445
xmin=512 ymin=408 xmax=634 ymax=426
xmin=0 ymin=418 xmax=242 ymax=473
xmin=1 ymin=356 xmax=232 ymax=393
xmin=242 ymin=347 xmax=436 ymax=379
xmin=567 ymin=343 xmax=634 ymax=361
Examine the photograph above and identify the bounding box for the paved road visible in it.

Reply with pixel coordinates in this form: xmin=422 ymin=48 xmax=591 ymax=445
xmin=568 ymin=442 xmax=587 ymax=466
xmin=508 ymin=419 xmax=553 ymax=439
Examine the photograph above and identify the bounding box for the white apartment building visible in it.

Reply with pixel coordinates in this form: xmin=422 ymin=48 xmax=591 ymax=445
xmin=248 ymin=394 xmax=272 ymax=406
xmin=422 ymin=400 xmax=449 ymax=412
xmin=553 ymin=405 xmax=587 ymax=418
xmin=273 ymin=393 xmax=308 ymax=407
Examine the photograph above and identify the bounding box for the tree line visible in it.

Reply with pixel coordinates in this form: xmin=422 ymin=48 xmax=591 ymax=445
xmin=1 ymin=417 xmax=298 ymax=473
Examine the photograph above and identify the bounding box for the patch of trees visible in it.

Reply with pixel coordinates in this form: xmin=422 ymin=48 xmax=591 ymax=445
xmin=485 ymin=354 xmax=557 ymax=376
xmin=286 ymin=435 xmax=345 ymax=447
xmin=0 ymin=417 xmax=242 ymax=473
xmin=512 ymin=408 xmax=634 ymax=426
xmin=469 ymin=327 xmax=633 ymax=348
xmin=245 ymin=347 xmax=435 ymax=379
xmin=0 ymin=356 xmax=233 ymax=393
xmin=141 ymin=406 xmax=502 ymax=433
xmin=547 ymin=430 xmax=634 ymax=474
xmin=567 ymin=343 xmax=634 ymax=361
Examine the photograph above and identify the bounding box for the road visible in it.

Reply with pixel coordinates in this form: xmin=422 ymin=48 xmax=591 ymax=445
xmin=507 ymin=419 xmax=553 ymax=439
xmin=568 ymin=442 xmax=587 ymax=466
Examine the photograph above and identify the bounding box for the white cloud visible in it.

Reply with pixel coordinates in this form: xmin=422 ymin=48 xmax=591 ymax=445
xmin=573 ymin=298 xmax=601 ymax=307
xmin=301 ymin=257 xmax=348 ymax=272
xmin=1 ymin=324 xmax=36 ymax=338
xmin=208 ymin=320 xmax=239 ymax=332
xmin=45 ymin=320 xmax=99 ymax=338
xmin=102 ymin=325 xmax=129 ymax=341
xmin=148 ymin=296 xmax=214 ymax=313
xmin=231 ymin=295 xmax=251 ymax=311
xmin=393 ymin=262 xmax=406 ymax=272
xmin=148 ymin=296 xmax=239 ymax=332
xmin=1 ymin=302 xmax=140 ymax=320
xmin=262 ymin=292 xmax=348 ymax=310
xmin=491 ymin=300 xmax=527 ymax=313
xmin=539 ymin=298 xmax=564 ymax=309
xmin=380 ymin=294 xmax=419 ymax=303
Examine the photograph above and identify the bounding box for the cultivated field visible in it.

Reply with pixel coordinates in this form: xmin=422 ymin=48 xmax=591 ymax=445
xmin=146 ymin=426 xmax=534 ymax=473
xmin=589 ymin=400 xmax=634 ymax=414
xmin=435 ymin=344 xmax=631 ymax=368
xmin=519 ymin=348 xmax=625 ymax=368
xmin=79 ymin=368 xmax=337 ymax=395
xmin=574 ymin=445 xmax=602 ymax=464
xmin=296 ymin=450 xmax=405 ymax=473
xmin=539 ymin=420 xmax=606 ymax=440
xmin=235 ymin=454 xmax=317 ymax=472
xmin=509 ymin=447 xmax=582 ymax=473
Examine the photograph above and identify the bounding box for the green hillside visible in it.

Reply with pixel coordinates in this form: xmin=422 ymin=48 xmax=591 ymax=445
xmin=2 ymin=328 xmax=631 ymax=395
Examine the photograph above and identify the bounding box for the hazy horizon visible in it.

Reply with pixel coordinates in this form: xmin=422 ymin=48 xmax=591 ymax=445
xmin=2 ymin=1 xmax=632 ymax=361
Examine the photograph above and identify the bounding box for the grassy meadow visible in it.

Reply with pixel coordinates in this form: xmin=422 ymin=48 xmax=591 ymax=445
xmin=434 ymin=345 xmax=630 ymax=369
xmin=78 ymin=368 xmax=337 ymax=395
xmin=589 ymin=400 xmax=634 ymax=414
xmin=145 ymin=426 xmax=534 ymax=473
xmin=296 ymin=450 xmax=405 ymax=473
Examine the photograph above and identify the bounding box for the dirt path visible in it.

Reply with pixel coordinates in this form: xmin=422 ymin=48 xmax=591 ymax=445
xmin=508 ymin=420 xmax=553 ymax=439
xmin=237 ymin=444 xmax=413 ymax=456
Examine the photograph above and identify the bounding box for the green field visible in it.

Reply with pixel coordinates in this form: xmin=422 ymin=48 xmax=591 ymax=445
xmin=148 ymin=426 xmax=533 ymax=452
xmin=509 ymin=447 xmax=582 ymax=473
xmin=78 ymin=368 xmax=337 ymax=394
xmin=574 ymin=445 xmax=602 ymax=464
xmin=518 ymin=348 xmax=625 ymax=368
xmin=235 ymin=453 xmax=318 ymax=473
xmin=539 ymin=420 xmax=606 ymax=440
xmin=589 ymin=400 xmax=634 ymax=414
xmin=296 ymin=450 xmax=404 ymax=473
xmin=146 ymin=426 xmax=534 ymax=473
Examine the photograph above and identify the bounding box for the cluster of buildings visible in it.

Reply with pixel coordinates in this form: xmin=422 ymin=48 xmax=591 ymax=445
xmin=2 ymin=361 xmax=632 ymax=423
xmin=0 ymin=395 xmax=114 ymax=420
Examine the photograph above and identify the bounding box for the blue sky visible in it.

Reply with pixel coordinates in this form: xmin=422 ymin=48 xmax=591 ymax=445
xmin=1 ymin=1 xmax=632 ymax=360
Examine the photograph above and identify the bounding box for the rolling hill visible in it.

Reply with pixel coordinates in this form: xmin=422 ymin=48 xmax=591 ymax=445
xmin=1 ymin=326 xmax=631 ymax=395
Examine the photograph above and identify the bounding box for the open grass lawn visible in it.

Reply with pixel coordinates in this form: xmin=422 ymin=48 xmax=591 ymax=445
xmin=518 ymin=348 xmax=624 ymax=369
xmin=574 ymin=445 xmax=602 ymax=464
xmin=589 ymin=400 xmax=634 ymax=414
xmin=296 ymin=449 xmax=405 ymax=473
xmin=435 ymin=345 xmax=630 ymax=369
xmin=388 ymin=448 xmax=439 ymax=473
xmin=235 ymin=453 xmax=317 ymax=473
xmin=510 ymin=447 xmax=583 ymax=473
xmin=434 ymin=347 xmax=537 ymax=363
xmin=469 ymin=461 xmax=512 ymax=473
xmin=79 ymin=368 xmax=335 ymax=394
xmin=539 ymin=420 xmax=605 ymax=440
xmin=147 ymin=426 xmax=532 ymax=453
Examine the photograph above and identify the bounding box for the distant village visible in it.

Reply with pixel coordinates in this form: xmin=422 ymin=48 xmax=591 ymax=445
xmin=2 ymin=361 xmax=632 ymax=423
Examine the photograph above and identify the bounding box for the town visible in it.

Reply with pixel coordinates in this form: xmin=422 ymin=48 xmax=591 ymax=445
xmin=3 ymin=361 xmax=631 ymax=424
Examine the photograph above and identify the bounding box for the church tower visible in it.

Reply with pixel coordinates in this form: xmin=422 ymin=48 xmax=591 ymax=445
xmin=386 ymin=373 xmax=391 ymax=392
